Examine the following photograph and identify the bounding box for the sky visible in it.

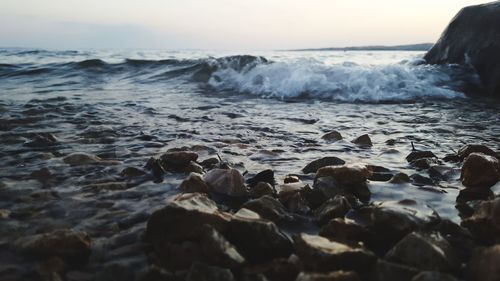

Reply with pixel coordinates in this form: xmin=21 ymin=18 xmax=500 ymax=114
xmin=0 ymin=0 xmax=491 ymax=50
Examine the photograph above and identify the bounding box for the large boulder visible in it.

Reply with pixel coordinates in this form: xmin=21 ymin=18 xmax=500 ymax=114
xmin=425 ymin=2 xmax=500 ymax=97
xmin=460 ymin=152 xmax=500 ymax=188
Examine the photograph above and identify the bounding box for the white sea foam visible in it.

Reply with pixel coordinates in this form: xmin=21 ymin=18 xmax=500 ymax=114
xmin=207 ymin=58 xmax=465 ymax=102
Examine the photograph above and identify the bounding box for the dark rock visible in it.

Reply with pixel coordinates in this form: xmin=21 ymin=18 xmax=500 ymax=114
xmin=386 ymin=139 xmax=396 ymax=146
xmin=410 ymin=158 xmax=438 ymax=170
xmin=24 ymin=133 xmax=58 ymax=147
xmin=14 ymin=229 xmax=91 ymax=266
xmin=460 ymin=153 xmax=500 ymax=188
xmin=458 ymin=144 xmax=499 ymax=160
xmin=319 ymin=218 xmax=369 ymax=245
xmin=199 ymin=225 xmax=245 ymax=268
xmin=406 ymin=151 xmax=437 ymax=163
xmin=376 ymin=260 xmax=419 ymax=281
xmin=138 ymin=266 xmax=179 ymax=281
xmin=186 ymin=263 xmax=234 ymax=281
xmin=179 ymin=173 xmax=210 ymax=194
xmin=242 ymin=195 xmax=293 ymax=224
xmin=30 ymin=167 xmax=53 ymax=180
xmin=185 ymin=161 xmax=204 ymax=174
xmin=443 ymin=154 xmax=461 ymax=163
xmin=120 ymin=167 xmax=147 ymax=177
xmin=424 ymin=2 xmax=500 ymax=97
xmin=200 ymin=157 xmax=220 ymax=170
xmin=410 ymin=174 xmax=435 ymax=186
xmin=82 ymin=182 xmax=129 ymax=191
xmin=385 ymin=232 xmax=459 ymax=272
xmin=456 ymin=188 xmax=494 ymax=203
xmin=160 ymin=151 xmax=198 ymax=171
xmin=461 ymin=197 xmax=500 ymax=244
xmin=284 ymin=175 xmax=300 ymax=184
xmin=294 ymin=233 xmax=376 ymax=272
xmin=466 ymin=245 xmax=500 ymax=281
xmin=204 ymin=168 xmax=248 ymax=197
xmin=388 ymin=173 xmax=411 ymax=184
xmin=351 ymin=134 xmax=372 ymax=147
xmin=366 ymin=165 xmax=394 ymax=182
xmin=411 ymin=271 xmax=459 ymax=281
xmin=145 ymin=157 xmax=166 ymax=182
xmin=295 ymin=271 xmax=360 ymax=281
xmin=244 ymin=255 xmax=301 ymax=281
xmin=321 ymin=131 xmax=343 ymax=142
xmin=249 ymin=182 xmax=275 ymax=198
xmin=303 ymin=157 xmax=346 ymax=174
xmin=314 ymin=196 xmax=351 ymax=226
xmin=315 ymin=165 xmax=370 ymax=187
xmin=247 ymin=170 xmax=275 ymax=187
xmin=63 ymin=153 xmax=120 ymax=166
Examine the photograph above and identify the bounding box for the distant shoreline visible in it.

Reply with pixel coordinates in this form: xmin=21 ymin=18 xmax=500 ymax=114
xmin=286 ymin=43 xmax=433 ymax=52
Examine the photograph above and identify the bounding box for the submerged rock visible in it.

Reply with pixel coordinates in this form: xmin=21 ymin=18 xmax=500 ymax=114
xmin=294 ymin=233 xmax=376 ymax=272
xmin=351 ymin=134 xmax=372 ymax=147
xmin=425 ymin=1 xmax=500 ymax=97
xmin=460 ymin=152 xmax=500 ymax=188
xmin=405 ymin=151 xmax=437 ymax=163
xmin=303 ymin=157 xmax=346 ymax=174
xmin=14 ymin=229 xmax=91 ymax=266
xmin=321 ymin=131 xmax=343 ymax=142
xmin=204 ymin=168 xmax=248 ymax=197
xmin=24 ymin=132 xmax=58 ymax=147
xmin=120 ymin=166 xmax=147 ymax=177
xmin=160 ymin=151 xmax=198 ymax=171
xmin=63 ymin=153 xmax=119 ymax=166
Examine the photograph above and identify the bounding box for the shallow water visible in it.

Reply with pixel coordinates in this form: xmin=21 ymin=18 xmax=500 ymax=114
xmin=0 ymin=48 xmax=499 ymax=276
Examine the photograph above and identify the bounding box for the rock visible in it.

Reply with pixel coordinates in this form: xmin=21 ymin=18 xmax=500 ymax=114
xmin=14 ymin=229 xmax=91 ymax=266
xmin=284 ymin=175 xmax=300 ymax=184
xmin=460 ymin=153 xmax=500 ymax=188
xmin=247 ymin=170 xmax=275 ymax=187
xmin=466 ymin=245 xmax=500 ymax=281
xmin=63 ymin=153 xmax=120 ymax=166
xmin=322 ymin=131 xmax=343 ymax=142
xmin=411 ymin=271 xmax=459 ymax=281
xmin=24 ymin=132 xmax=58 ymax=147
xmin=388 ymin=173 xmax=411 ymax=184
xmin=186 ymin=263 xmax=234 ymax=281
xmin=225 ymin=213 xmax=293 ymax=263
xmin=145 ymin=193 xmax=231 ymax=245
xmin=461 ymin=197 xmax=500 ymax=244
xmin=82 ymin=182 xmax=129 ymax=191
xmin=376 ymin=260 xmax=419 ymax=281
xmin=314 ymin=196 xmax=351 ymax=226
xmin=315 ymin=165 xmax=370 ymax=187
xmin=424 ymin=1 xmax=500 ymax=97
xmin=458 ymin=144 xmax=499 ymax=160
xmin=199 ymin=225 xmax=245 ymax=268
xmin=294 ymin=233 xmax=376 ymax=272
xmin=303 ymin=157 xmax=346 ymax=174
xmin=366 ymin=165 xmax=394 ymax=182
xmin=145 ymin=157 xmax=166 ymax=182
xmin=200 ymin=158 xmax=220 ymax=170
xmin=241 ymin=195 xmax=293 ymax=224
xmin=204 ymin=168 xmax=248 ymax=197
xmin=120 ymin=167 xmax=147 ymax=177
xmin=410 ymin=158 xmax=438 ymax=170
xmin=160 ymin=151 xmax=198 ymax=171
xmin=410 ymin=174 xmax=436 ymax=186
xmin=179 ymin=173 xmax=210 ymax=194
xmin=319 ymin=218 xmax=369 ymax=245
xmin=385 ymin=232 xmax=459 ymax=272
xmin=185 ymin=161 xmax=204 ymax=174
xmin=351 ymin=134 xmax=372 ymax=147
xmin=406 ymin=151 xmax=437 ymax=163
xmin=249 ymin=182 xmax=275 ymax=198
xmin=244 ymin=255 xmax=300 ymax=281
xmin=295 ymin=271 xmax=360 ymax=281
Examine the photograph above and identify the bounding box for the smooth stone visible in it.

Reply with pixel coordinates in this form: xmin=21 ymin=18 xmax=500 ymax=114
xmin=241 ymin=195 xmax=294 ymax=224
xmin=200 ymin=157 xmax=220 ymax=170
xmin=315 ymin=165 xmax=370 ymax=186
xmin=295 ymin=271 xmax=360 ymax=281
xmin=247 ymin=169 xmax=275 ymax=187
xmin=458 ymin=144 xmax=499 ymax=160
xmin=460 ymin=153 xmax=500 ymax=188
xmin=314 ymin=195 xmax=351 ymax=226
xmin=366 ymin=165 xmax=394 ymax=182
xmin=160 ymin=151 xmax=198 ymax=171
xmin=179 ymin=173 xmax=210 ymax=194
xmin=388 ymin=173 xmax=411 ymax=184
xmin=249 ymin=182 xmax=275 ymax=198
xmin=406 ymin=151 xmax=437 ymax=163
xmin=351 ymin=134 xmax=372 ymax=147
xmin=461 ymin=197 xmax=500 ymax=244
xmin=185 ymin=161 xmax=204 ymax=174
xmin=303 ymin=157 xmax=346 ymax=174
xmin=376 ymin=260 xmax=419 ymax=281
xmin=319 ymin=218 xmax=369 ymax=245
xmin=204 ymin=168 xmax=248 ymax=197
xmin=199 ymin=225 xmax=245 ymax=268
xmin=294 ymin=233 xmax=376 ymax=272
xmin=284 ymin=175 xmax=300 ymax=184
xmin=119 ymin=167 xmax=147 ymax=177
xmin=466 ymin=245 xmax=500 ymax=281
xmin=321 ymin=131 xmax=343 ymax=142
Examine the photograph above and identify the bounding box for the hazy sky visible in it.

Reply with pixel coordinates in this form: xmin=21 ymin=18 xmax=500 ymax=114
xmin=0 ymin=0 xmax=491 ymax=50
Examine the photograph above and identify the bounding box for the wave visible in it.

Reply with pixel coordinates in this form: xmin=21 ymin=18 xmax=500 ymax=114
xmin=0 ymin=52 xmax=480 ymax=102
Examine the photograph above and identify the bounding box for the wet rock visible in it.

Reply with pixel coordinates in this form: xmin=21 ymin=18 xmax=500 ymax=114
xmin=249 ymin=182 xmax=275 ymax=198
xmin=204 ymin=168 xmax=248 ymax=197
xmin=247 ymin=170 xmax=275 ymax=187
xmin=145 ymin=193 xmax=231 ymax=245
xmin=385 ymin=232 xmax=459 ymax=272
xmin=185 ymin=161 xmax=204 ymax=174
xmin=303 ymin=157 xmax=346 ymax=174
xmin=24 ymin=132 xmax=58 ymax=147
xmin=410 ymin=174 xmax=435 ymax=186
xmin=200 ymin=225 xmax=245 ymax=268
xmin=82 ymin=182 xmax=129 ymax=191
xmin=410 ymin=158 xmax=439 ymax=170
xmin=145 ymin=157 xmax=166 ymax=182
xmin=243 ymin=255 xmax=301 ymax=281
xmin=14 ymin=229 xmax=91 ymax=266
xmin=179 ymin=173 xmax=210 ymax=194
xmin=376 ymin=260 xmax=419 ymax=281
xmin=466 ymin=245 xmax=500 ymax=281
xmin=225 ymin=213 xmax=293 ymax=263
xmin=351 ymin=134 xmax=372 ymax=147
xmin=411 ymin=271 xmax=459 ymax=281
xmin=460 ymin=153 xmax=500 ymax=188
xmin=366 ymin=165 xmax=394 ymax=182
xmin=63 ymin=153 xmax=120 ymax=166
xmin=30 ymin=167 xmax=53 ymax=180
xmin=406 ymin=151 xmax=437 ymax=163
xmin=154 ymin=240 xmax=206 ymax=270
xmin=286 ymin=191 xmax=311 ymax=215
xmin=456 ymin=188 xmax=494 ymax=203
xmin=443 ymin=154 xmax=461 ymax=163
xmin=294 ymin=233 xmax=376 ymax=272
xmin=137 ymin=266 xmax=178 ymax=281
xmin=458 ymin=144 xmax=499 ymax=160
xmin=319 ymin=218 xmax=369 ymax=245
xmin=186 ymin=263 xmax=235 ymax=281
xmin=120 ymin=167 xmax=147 ymax=177
xmin=461 ymin=197 xmax=500 ymax=244
xmin=386 ymin=139 xmax=396 ymax=146
xmin=388 ymin=173 xmax=411 ymax=184
xmin=284 ymin=175 xmax=300 ymax=184
xmin=295 ymin=271 xmax=360 ymax=281
xmin=315 ymin=165 xmax=370 ymax=187
xmin=242 ymin=195 xmax=294 ymax=224
xmin=200 ymin=158 xmax=220 ymax=170
xmin=314 ymin=196 xmax=351 ymax=226
xmin=160 ymin=151 xmax=198 ymax=171
xmin=322 ymin=131 xmax=343 ymax=142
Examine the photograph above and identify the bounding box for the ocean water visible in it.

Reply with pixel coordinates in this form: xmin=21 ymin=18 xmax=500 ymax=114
xmin=0 ymin=48 xmax=499 ymax=274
